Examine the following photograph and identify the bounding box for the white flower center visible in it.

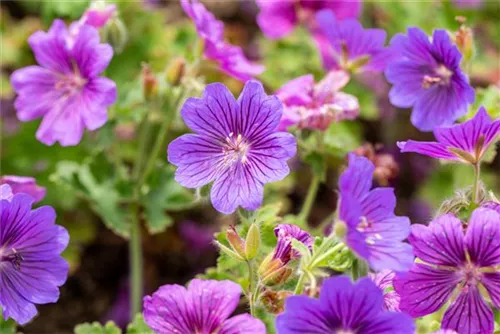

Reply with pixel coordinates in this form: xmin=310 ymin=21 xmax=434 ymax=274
xmin=222 ymin=133 xmax=250 ymax=165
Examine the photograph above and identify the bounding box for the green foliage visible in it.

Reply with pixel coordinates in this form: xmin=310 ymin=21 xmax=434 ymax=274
xmin=126 ymin=314 xmax=154 ymax=334
xmin=0 ymin=313 xmax=17 ymax=334
xmin=323 ymin=121 xmax=362 ymax=157
xmin=74 ymin=321 xmax=121 ymax=334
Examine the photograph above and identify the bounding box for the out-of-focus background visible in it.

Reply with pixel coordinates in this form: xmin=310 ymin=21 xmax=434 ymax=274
xmin=0 ymin=1 xmax=499 ymax=332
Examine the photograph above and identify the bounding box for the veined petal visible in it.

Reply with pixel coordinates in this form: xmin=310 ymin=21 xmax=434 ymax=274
xmin=219 ymin=314 xmax=266 ymax=334
xmin=360 ymin=188 xmax=396 ymax=222
xmin=71 ymin=24 xmax=113 ymax=78
xmin=339 ymin=153 xmax=374 ymax=199
xmin=465 ymin=207 xmax=500 ymax=267
xmin=276 ymin=295 xmax=332 ymax=333
xmin=481 ymin=273 xmax=500 ymax=309
xmin=358 ymin=312 xmax=415 ymax=334
xmin=397 ymin=140 xmax=459 ymax=161
xmin=256 ymin=0 xmax=297 ymax=39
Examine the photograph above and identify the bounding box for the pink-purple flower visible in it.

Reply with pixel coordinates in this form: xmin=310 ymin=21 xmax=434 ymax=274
xmin=273 ymin=224 xmax=313 ymax=264
xmin=0 ymin=175 xmax=46 ymax=203
xmin=143 ymin=279 xmax=265 ymax=334
xmin=181 ymin=0 xmax=264 ymax=82
xmin=385 ymin=27 xmax=475 ymax=131
xmin=167 ymin=80 xmax=296 ymax=214
xmin=10 ymin=19 xmax=117 ymax=146
xmin=398 ymin=107 xmax=500 ymax=165
xmin=276 ymin=71 xmax=359 ymax=131
xmin=395 ymin=208 xmax=500 ymax=334
xmin=337 ymin=153 xmax=414 ymax=271
xmin=369 ymin=270 xmax=401 ymax=312
xmin=276 ymin=275 xmax=415 ymax=333
xmin=316 ymin=10 xmax=391 ymax=73
xmin=0 ymin=185 xmax=69 ymax=325
xmin=81 ymin=4 xmax=117 ymax=28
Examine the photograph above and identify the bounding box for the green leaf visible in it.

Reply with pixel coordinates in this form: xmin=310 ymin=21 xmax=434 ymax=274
xmin=303 ymin=152 xmax=327 ymax=182
xmin=323 ymin=121 xmax=362 ymax=157
xmin=74 ymin=321 xmax=121 ymax=334
xmin=126 ymin=314 xmax=154 ymax=334
xmin=0 ymin=313 xmax=16 ymax=334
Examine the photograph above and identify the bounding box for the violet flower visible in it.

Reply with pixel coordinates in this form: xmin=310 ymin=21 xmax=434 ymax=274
xmin=273 ymin=224 xmax=313 ymax=264
xmin=385 ymin=27 xmax=475 ymax=131
xmin=276 ymin=71 xmax=359 ymax=131
xmin=167 ymin=80 xmax=296 ymax=214
xmin=316 ymin=10 xmax=391 ymax=73
xmin=143 ymin=279 xmax=265 ymax=334
xmin=398 ymin=106 xmax=499 ymax=165
xmin=0 ymin=185 xmax=69 ymax=325
xmin=395 ymin=208 xmax=500 ymax=334
xmin=369 ymin=270 xmax=401 ymax=312
xmin=0 ymin=175 xmax=46 ymax=203
xmin=81 ymin=4 xmax=117 ymax=28
xmin=181 ymin=0 xmax=264 ymax=82
xmin=337 ymin=153 xmax=414 ymax=271
xmin=10 ymin=19 xmax=117 ymax=146
xmin=276 ymin=275 xmax=415 ymax=333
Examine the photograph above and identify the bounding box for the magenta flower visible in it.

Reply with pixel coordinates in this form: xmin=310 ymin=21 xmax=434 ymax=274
xmin=385 ymin=27 xmax=475 ymax=131
xmin=81 ymin=4 xmax=117 ymax=28
xmin=143 ymin=279 xmax=265 ymax=334
xmin=276 ymin=275 xmax=415 ymax=333
xmin=10 ymin=19 xmax=117 ymax=146
xmin=181 ymin=0 xmax=264 ymax=82
xmin=167 ymin=81 xmax=296 ymax=214
xmin=0 ymin=186 xmax=69 ymax=325
xmin=276 ymin=71 xmax=359 ymax=131
xmin=398 ymin=107 xmax=500 ymax=165
xmin=273 ymin=224 xmax=313 ymax=264
xmin=316 ymin=10 xmax=391 ymax=73
xmin=337 ymin=153 xmax=414 ymax=271
xmin=369 ymin=270 xmax=401 ymax=312
xmin=395 ymin=208 xmax=500 ymax=334
xmin=0 ymin=175 xmax=46 ymax=203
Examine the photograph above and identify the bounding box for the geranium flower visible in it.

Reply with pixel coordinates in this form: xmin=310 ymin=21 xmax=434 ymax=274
xmin=0 ymin=175 xmax=46 ymax=203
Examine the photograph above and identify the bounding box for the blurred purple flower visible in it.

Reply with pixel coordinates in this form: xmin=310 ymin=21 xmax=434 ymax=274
xmin=167 ymin=81 xmax=296 ymax=214
xmin=407 ymin=198 xmax=433 ymax=225
xmin=482 ymin=200 xmax=500 ymax=213
xmin=178 ymin=220 xmax=216 ymax=252
xmin=10 ymin=19 xmax=117 ymax=146
xmin=102 ymin=280 xmax=130 ymax=329
xmin=81 ymin=4 xmax=117 ymax=28
xmin=181 ymin=0 xmax=264 ymax=82
xmin=0 ymin=188 xmax=69 ymax=325
xmin=276 ymin=275 xmax=415 ymax=333
xmin=143 ymin=279 xmax=265 ymax=333
xmin=276 ymin=71 xmax=359 ymax=131
xmin=273 ymin=224 xmax=313 ymax=264
xmin=454 ymin=0 xmax=482 ymax=8
xmin=0 ymin=99 xmax=20 ymax=136
xmin=0 ymin=175 xmax=46 ymax=203
xmin=0 ymin=184 xmax=13 ymax=201
xmin=338 ymin=153 xmax=413 ymax=271
xmin=385 ymin=27 xmax=475 ymax=131
xmin=316 ymin=10 xmax=391 ymax=73
xmin=395 ymin=208 xmax=500 ymax=334
xmin=398 ymin=107 xmax=499 ymax=164
xmin=369 ymin=270 xmax=401 ymax=312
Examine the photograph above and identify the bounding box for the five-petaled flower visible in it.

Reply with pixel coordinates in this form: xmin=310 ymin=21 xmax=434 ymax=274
xmin=143 ymin=279 xmax=265 ymax=334
xmin=395 ymin=208 xmax=500 ymax=334
xmin=168 ymin=80 xmax=296 ymax=214
xmin=276 ymin=275 xmax=415 ymax=333
xmin=385 ymin=27 xmax=475 ymax=131
xmin=10 ymin=19 xmax=117 ymax=146
xmin=398 ymin=106 xmax=499 ymax=165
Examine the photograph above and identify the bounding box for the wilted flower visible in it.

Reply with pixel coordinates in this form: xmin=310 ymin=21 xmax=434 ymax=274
xmin=143 ymin=279 xmax=265 ymax=334
xmin=0 ymin=186 xmax=69 ymax=325
xmin=336 ymin=153 xmax=414 ymax=271
xmin=276 ymin=71 xmax=359 ymax=131
xmin=385 ymin=27 xmax=475 ymax=131
xmin=395 ymin=208 xmax=500 ymax=334
xmin=276 ymin=275 xmax=415 ymax=333
xmin=0 ymin=175 xmax=46 ymax=203
xmin=398 ymin=107 xmax=499 ymax=165
xmin=369 ymin=270 xmax=401 ymax=312
xmin=181 ymin=0 xmax=264 ymax=82
xmin=316 ymin=10 xmax=391 ymax=73
xmin=273 ymin=224 xmax=313 ymax=264
xmin=10 ymin=19 xmax=117 ymax=146
xmin=168 ymin=80 xmax=296 ymax=214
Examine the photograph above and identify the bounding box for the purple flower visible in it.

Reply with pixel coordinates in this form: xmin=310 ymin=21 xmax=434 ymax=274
xmin=395 ymin=208 xmax=500 ymax=334
xmin=256 ymin=0 xmax=361 ymax=39
xmin=369 ymin=270 xmax=401 ymax=312
xmin=337 ymin=153 xmax=414 ymax=271
xmin=385 ymin=27 xmax=475 ymax=131
xmin=10 ymin=19 xmax=117 ymax=146
xmin=482 ymin=200 xmax=500 ymax=213
xmin=167 ymin=80 xmax=296 ymax=214
xmin=276 ymin=275 xmax=415 ymax=333
xmin=81 ymin=4 xmax=117 ymax=28
xmin=0 ymin=175 xmax=46 ymax=203
xmin=398 ymin=107 xmax=499 ymax=165
xmin=143 ymin=279 xmax=265 ymax=334
xmin=179 ymin=220 xmax=217 ymax=252
xmin=273 ymin=224 xmax=313 ymax=264
xmin=0 ymin=184 xmax=13 ymax=201
xmin=316 ymin=10 xmax=391 ymax=73
xmin=0 ymin=188 xmax=69 ymax=325
xmin=276 ymin=71 xmax=359 ymax=131
xmin=454 ymin=0 xmax=482 ymax=8
xmin=181 ymin=0 xmax=264 ymax=82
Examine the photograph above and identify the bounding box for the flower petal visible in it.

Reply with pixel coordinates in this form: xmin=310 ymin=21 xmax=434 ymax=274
xmin=360 ymin=188 xmax=396 ymax=222
xmin=256 ymin=0 xmax=297 ymax=39
xmin=465 ymin=207 xmax=500 ymax=267
xmin=219 ymin=314 xmax=266 ymax=334
xmin=276 ymin=295 xmax=333 ymax=333
xmin=481 ymin=273 xmax=500 ymax=309
xmin=397 ymin=140 xmax=459 ymax=161
xmin=358 ymin=312 xmax=415 ymax=334
xmin=71 ymin=24 xmax=113 ymax=78
xmin=339 ymin=153 xmax=374 ymax=199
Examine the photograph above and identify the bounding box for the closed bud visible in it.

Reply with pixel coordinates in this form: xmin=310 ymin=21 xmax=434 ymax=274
xmin=261 ymin=266 xmax=292 ymax=286
xmin=245 ymin=224 xmax=260 ymax=260
xmin=226 ymin=226 xmax=246 ymax=260
xmin=142 ymin=64 xmax=158 ymax=101
xmin=166 ymin=57 xmax=186 ymax=87
xmin=214 ymin=241 xmax=245 ymax=262
xmin=104 ymin=17 xmax=128 ymax=54
xmin=455 ymin=23 xmax=475 ymax=63
xmin=333 ymin=220 xmax=348 ymax=239
xmin=261 ymin=289 xmax=292 ymax=314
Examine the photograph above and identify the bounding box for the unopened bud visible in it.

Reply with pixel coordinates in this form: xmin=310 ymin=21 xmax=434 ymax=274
xmin=226 ymin=226 xmax=246 ymax=260
xmin=245 ymin=224 xmax=260 ymax=260
xmin=166 ymin=57 xmax=186 ymax=87
xmin=215 ymin=241 xmax=245 ymax=262
xmin=142 ymin=64 xmax=158 ymax=101
xmin=333 ymin=220 xmax=348 ymax=239
xmin=261 ymin=266 xmax=292 ymax=286
xmin=104 ymin=17 xmax=128 ymax=54
xmin=455 ymin=25 xmax=475 ymax=63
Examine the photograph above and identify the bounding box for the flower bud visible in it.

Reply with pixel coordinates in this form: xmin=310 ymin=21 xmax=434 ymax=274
xmin=142 ymin=64 xmax=158 ymax=101
xmin=261 ymin=266 xmax=292 ymax=287
xmin=104 ymin=17 xmax=128 ymax=54
xmin=166 ymin=57 xmax=186 ymax=87
xmin=455 ymin=24 xmax=475 ymax=63
xmin=226 ymin=226 xmax=246 ymax=260
xmin=244 ymin=224 xmax=260 ymax=260
xmin=215 ymin=241 xmax=245 ymax=262
xmin=333 ymin=220 xmax=348 ymax=239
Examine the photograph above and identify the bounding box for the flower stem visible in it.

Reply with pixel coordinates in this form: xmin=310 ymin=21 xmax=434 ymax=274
xmin=294 ymin=272 xmax=307 ymax=295
xmin=298 ymin=173 xmax=321 ymax=222
xmin=472 ymin=163 xmax=481 ymax=203
xmin=247 ymin=260 xmax=257 ymax=316
xmin=129 ymin=202 xmax=143 ymax=316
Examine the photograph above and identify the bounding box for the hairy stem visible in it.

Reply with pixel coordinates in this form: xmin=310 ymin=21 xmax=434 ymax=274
xmin=298 ymin=173 xmax=321 ymax=222
xmin=247 ymin=260 xmax=257 ymax=316
xmin=294 ymin=272 xmax=307 ymax=295
xmin=472 ymin=163 xmax=481 ymax=203
xmin=129 ymin=202 xmax=143 ymax=316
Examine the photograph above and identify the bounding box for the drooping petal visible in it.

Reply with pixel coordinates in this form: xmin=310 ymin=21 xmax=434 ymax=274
xmin=465 ymin=207 xmax=500 ymax=267
xmin=339 ymin=153 xmax=374 ymax=199
xmin=441 ymin=286 xmax=494 ymax=334
xmin=395 ymin=263 xmax=461 ymax=318
xmin=276 ymin=295 xmax=333 ymax=333
xmin=397 ymin=140 xmax=459 ymax=161
xmin=219 ymin=314 xmax=266 ymax=334
xmin=409 ymin=214 xmax=466 ymax=267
